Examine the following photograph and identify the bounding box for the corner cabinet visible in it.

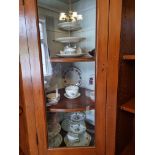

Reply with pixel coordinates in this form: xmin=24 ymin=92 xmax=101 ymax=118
xmin=19 ymin=0 xmax=135 ymax=155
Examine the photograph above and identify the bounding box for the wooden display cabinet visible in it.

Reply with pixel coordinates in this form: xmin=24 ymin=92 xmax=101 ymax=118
xmin=20 ymin=0 xmax=109 ymax=155
xmin=19 ymin=0 xmax=135 ymax=154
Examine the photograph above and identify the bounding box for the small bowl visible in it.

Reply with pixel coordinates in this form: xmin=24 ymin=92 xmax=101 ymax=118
xmin=46 ymin=93 xmax=60 ymax=105
xmin=65 ymin=85 xmax=79 ymax=98
xmin=64 ymin=46 xmax=76 ymax=54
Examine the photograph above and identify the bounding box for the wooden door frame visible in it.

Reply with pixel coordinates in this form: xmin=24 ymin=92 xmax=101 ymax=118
xmin=19 ymin=1 xmax=39 ymax=155
xmin=23 ymin=0 xmax=110 ymax=154
xmin=106 ymin=0 xmax=122 ymax=155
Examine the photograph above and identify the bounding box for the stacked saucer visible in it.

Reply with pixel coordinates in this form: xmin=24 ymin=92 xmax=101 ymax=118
xmin=61 ymin=112 xmax=91 ymax=147
xmin=47 ymin=122 xmax=62 ymax=148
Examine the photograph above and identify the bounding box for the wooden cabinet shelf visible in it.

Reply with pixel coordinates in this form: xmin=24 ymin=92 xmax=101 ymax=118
xmin=120 ymin=98 xmax=135 ymax=114
xmin=122 ymin=54 xmax=135 ymax=60
xmin=50 ymin=56 xmax=95 ymax=63
xmin=47 ymin=88 xmax=95 ymax=112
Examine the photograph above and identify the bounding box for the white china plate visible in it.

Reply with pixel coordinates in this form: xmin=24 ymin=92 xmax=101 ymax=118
xmin=58 ymin=22 xmax=81 ymax=31
xmin=63 ymin=66 xmax=82 ymax=86
xmin=55 ymin=37 xmax=85 ymax=43
xmin=48 ymin=133 xmax=62 ymax=148
xmin=64 ymin=93 xmax=81 ymax=99
xmin=64 ymin=132 xmax=91 ymax=147
xmin=56 ymin=53 xmax=86 ymax=58
xmin=48 ymin=123 xmax=61 ymax=138
xmin=70 ymin=112 xmax=86 ymax=122
xmin=61 ymin=119 xmax=71 ymax=132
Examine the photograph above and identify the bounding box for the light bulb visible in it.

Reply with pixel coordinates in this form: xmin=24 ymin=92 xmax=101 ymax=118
xmin=77 ymin=14 xmax=83 ymax=20
xmin=72 ymin=12 xmax=78 ymax=18
xmin=60 ymin=12 xmax=65 ymax=16
xmin=59 ymin=12 xmax=66 ymax=20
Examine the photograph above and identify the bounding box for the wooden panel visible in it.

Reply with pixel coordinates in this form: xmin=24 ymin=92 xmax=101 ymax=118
xmin=116 ymin=112 xmax=135 ymax=155
xmin=116 ymin=0 xmax=135 ymax=153
xmin=24 ymin=0 xmax=47 ymax=154
xmin=120 ymin=136 xmax=135 ymax=155
xmin=19 ymin=65 xmax=29 ymax=155
xmin=51 ymin=56 xmax=95 ymax=63
xmin=120 ymin=0 xmax=135 ymax=54
xmin=106 ymin=0 xmax=122 ymax=155
xmin=19 ymin=3 xmax=38 ymax=155
xmin=19 ymin=0 xmax=24 ymax=6
xmin=118 ymin=61 xmax=135 ymax=105
xmin=95 ymin=0 xmax=110 ymax=154
xmin=120 ymin=98 xmax=135 ymax=113
xmin=116 ymin=63 xmax=135 ymax=153
xmin=47 ymin=147 xmax=96 ymax=155
xmin=47 ymin=88 xmax=95 ymax=112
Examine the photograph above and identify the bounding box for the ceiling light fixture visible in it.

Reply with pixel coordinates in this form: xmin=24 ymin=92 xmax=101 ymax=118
xmin=59 ymin=0 xmax=83 ymax=22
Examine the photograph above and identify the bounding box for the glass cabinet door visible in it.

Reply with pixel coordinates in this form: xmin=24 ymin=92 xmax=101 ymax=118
xmin=37 ymin=0 xmax=96 ymax=148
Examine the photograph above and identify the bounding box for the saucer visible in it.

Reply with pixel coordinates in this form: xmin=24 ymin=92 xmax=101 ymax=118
xmin=56 ymin=53 xmax=86 ymax=58
xmin=48 ymin=133 xmax=62 ymax=148
xmin=61 ymin=119 xmax=71 ymax=132
xmin=64 ymin=132 xmax=91 ymax=147
xmin=64 ymin=93 xmax=81 ymax=99
xmin=48 ymin=123 xmax=61 ymax=138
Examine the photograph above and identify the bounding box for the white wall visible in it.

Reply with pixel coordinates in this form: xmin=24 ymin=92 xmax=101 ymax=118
xmin=38 ymin=7 xmax=69 ymax=57
xmin=38 ymin=7 xmax=71 ymax=90
xmin=38 ymin=0 xmax=96 ymax=91
xmin=72 ymin=0 xmax=96 ymax=90
xmin=72 ymin=0 xmax=96 ymax=51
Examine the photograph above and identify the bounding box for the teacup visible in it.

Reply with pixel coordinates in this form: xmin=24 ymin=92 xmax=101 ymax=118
xmin=70 ymin=123 xmax=86 ymax=134
xmin=67 ymin=132 xmax=79 ymax=142
xmin=65 ymin=85 xmax=79 ymax=98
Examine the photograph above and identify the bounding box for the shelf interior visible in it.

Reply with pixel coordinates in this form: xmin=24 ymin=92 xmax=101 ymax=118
xmin=47 ymin=88 xmax=95 ymax=112
xmin=122 ymin=54 xmax=135 ymax=60
xmin=120 ymin=98 xmax=135 ymax=114
xmin=50 ymin=56 xmax=95 ymax=63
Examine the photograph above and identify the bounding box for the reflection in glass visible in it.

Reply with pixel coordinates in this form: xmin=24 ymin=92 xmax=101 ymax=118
xmin=38 ymin=0 xmax=96 ymax=148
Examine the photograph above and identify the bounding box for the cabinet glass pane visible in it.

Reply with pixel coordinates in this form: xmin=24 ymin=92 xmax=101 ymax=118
xmin=37 ymin=0 xmax=96 ymax=148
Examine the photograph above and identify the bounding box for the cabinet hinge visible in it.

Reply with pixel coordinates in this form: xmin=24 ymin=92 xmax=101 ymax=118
xmin=36 ymin=133 xmax=39 ymax=146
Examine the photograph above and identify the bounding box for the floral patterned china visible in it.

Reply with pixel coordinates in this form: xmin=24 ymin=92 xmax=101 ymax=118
xmin=48 ymin=123 xmax=61 ymax=138
xmin=63 ymin=66 xmax=82 ymax=86
xmin=64 ymin=132 xmax=91 ymax=147
xmin=70 ymin=112 xmax=86 ymax=122
xmin=70 ymin=123 xmax=86 ymax=134
xmin=48 ymin=133 xmax=62 ymax=148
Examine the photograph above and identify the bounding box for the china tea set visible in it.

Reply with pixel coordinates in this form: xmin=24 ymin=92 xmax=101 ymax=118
xmin=62 ymin=112 xmax=91 ymax=146
xmin=47 ymin=112 xmax=92 ymax=147
xmin=46 ymin=85 xmax=80 ymax=106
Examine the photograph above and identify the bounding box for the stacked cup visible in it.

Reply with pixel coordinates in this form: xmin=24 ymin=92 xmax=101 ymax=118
xmin=64 ymin=112 xmax=89 ymax=146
